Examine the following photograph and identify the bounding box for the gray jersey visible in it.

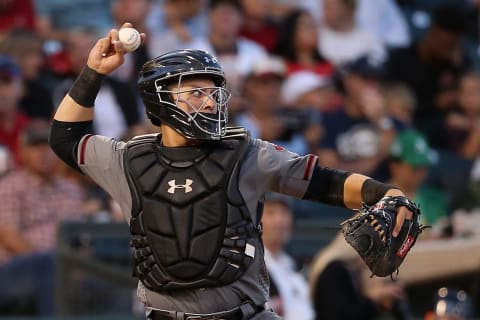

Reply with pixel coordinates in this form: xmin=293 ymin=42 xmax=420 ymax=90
xmin=77 ymin=134 xmax=317 ymax=313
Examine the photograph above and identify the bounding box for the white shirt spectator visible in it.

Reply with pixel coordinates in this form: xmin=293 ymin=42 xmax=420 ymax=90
xmin=264 ymin=249 xmax=315 ymax=320
xmin=307 ymin=0 xmax=410 ymax=48
xmin=319 ymin=26 xmax=386 ymax=66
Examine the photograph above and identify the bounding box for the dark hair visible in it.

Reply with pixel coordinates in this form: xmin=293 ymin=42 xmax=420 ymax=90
xmin=209 ymin=0 xmax=241 ymax=11
xmin=431 ymin=3 xmax=468 ymax=34
xmin=274 ymin=9 xmax=325 ymax=62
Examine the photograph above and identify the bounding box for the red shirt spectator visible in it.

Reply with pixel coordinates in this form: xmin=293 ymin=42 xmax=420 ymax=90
xmin=0 ymin=120 xmax=85 ymax=265
xmin=0 ymin=0 xmax=36 ymax=33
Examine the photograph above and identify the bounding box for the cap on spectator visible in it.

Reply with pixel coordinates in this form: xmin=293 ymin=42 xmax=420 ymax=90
xmin=0 ymin=54 xmax=21 ymax=83
xmin=281 ymin=71 xmax=331 ymax=105
xmin=247 ymin=56 xmax=286 ymax=80
xmin=20 ymin=120 xmax=51 ymax=145
xmin=341 ymin=55 xmax=385 ymax=80
xmin=390 ymin=130 xmax=437 ymax=167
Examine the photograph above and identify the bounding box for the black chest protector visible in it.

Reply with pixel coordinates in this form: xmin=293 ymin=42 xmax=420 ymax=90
xmin=124 ymin=128 xmax=259 ymax=292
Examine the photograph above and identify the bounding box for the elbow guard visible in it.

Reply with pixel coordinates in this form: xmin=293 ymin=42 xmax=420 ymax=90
xmin=49 ymin=120 xmax=93 ymax=172
xmin=303 ymin=165 xmax=352 ymax=207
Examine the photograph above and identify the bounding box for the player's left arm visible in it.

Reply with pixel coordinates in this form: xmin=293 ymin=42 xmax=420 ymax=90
xmin=256 ymin=143 xmax=414 ymax=236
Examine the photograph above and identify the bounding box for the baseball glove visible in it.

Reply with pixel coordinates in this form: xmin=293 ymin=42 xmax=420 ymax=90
xmin=341 ymin=195 xmax=424 ymax=277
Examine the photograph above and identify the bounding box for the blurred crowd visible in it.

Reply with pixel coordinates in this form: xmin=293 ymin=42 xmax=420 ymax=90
xmin=1 ymin=0 xmax=480 ymax=319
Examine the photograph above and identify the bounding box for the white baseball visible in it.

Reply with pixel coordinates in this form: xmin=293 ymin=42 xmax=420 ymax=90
xmin=118 ymin=27 xmax=141 ymax=52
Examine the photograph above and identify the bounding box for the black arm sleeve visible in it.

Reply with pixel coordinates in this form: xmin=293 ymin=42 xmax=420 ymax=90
xmin=49 ymin=120 xmax=93 ymax=172
xmin=302 ymin=164 xmax=352 ymax=207
xmin=361 ymin=178 xmax=397 ymax=206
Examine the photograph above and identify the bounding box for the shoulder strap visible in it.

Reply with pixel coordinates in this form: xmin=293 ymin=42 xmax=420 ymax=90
xmin=126 ymin=133 xmax=160 ymax=148
xmin=222 ymin=126 xmax=250 ymax=140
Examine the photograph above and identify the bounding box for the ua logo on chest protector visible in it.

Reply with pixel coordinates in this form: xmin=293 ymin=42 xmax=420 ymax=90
xmin=167 ymin=179 xmax=193 ymax=194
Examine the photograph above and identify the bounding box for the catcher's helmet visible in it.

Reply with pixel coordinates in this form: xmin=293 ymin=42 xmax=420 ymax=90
xmin=138 ymin=49 xmax=230 ymax=140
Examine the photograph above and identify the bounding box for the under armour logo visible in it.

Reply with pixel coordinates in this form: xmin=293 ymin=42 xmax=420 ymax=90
xmin=204 ymin=56 xmax=217 ymax=64
xmin=167 ymin=179 xmax=193 ymax=194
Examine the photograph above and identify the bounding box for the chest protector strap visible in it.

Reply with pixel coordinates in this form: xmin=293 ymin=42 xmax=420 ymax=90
xmin=124 ymin=128 xmax=258 ymax=292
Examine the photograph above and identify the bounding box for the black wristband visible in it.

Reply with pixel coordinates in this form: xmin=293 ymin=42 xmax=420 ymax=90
xmin=361 ymin=179 xmax=397 ymax=206
xmin=68 ymin=65 xmax=105 ymax=108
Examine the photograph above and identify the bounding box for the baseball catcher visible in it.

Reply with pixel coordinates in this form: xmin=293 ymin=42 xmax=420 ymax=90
xmin=49 ymin=19 xmax=419 ymax=320
xmin=342 ymin=195 xmax=423 ymax=277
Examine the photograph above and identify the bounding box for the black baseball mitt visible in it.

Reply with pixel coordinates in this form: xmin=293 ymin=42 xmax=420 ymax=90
xmin=341 ymin=195 xmax=424 ymax=277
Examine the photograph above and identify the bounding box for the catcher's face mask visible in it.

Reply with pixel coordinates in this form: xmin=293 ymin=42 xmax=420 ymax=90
xmin=157 ymin=76 xmax=230 ymax=139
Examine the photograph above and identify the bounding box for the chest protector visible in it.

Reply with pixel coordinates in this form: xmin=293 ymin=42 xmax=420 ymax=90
xmin=124 ymin=128 xmax=259 ymax=292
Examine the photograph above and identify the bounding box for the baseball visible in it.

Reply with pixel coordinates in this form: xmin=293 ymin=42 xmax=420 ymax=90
xmin=118 ymin=27 xmax=141 ymax=52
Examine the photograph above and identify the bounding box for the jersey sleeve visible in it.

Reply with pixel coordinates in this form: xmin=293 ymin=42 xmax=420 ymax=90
xmin=240 ymin=138 xmax=317 ymax=199
xmin=76 ymin=134 xmax=132 ymax=221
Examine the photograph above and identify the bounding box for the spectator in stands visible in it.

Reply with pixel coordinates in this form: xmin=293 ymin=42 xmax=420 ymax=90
xmin=387 ymin=130 xmax=449 ymax=238
xmin=0 ymin=0 xmax=36 ymax=33
xmin=280 ymin=71 xmax=332 ymax=152
xmin=0 ymin=55 xmax=30 ymax=165
xmin=0 ymin=28 xmax=54 ymax=119
xmin=281 ymin=70 xmax=335 ymax=112
xmin=274 ymin=9 xmax=334 ymax=77
xmin=234 ymin=56 xmax=310 ymax=154
xmin=310 ymin=233 xmax=410 ymax=320
xmin=385 ymin=3 xmax=471 ymax=149
xmin=239 ymin=0 xmax=279 ymax=52
xmin=309 ymin=0 xmax=410 ymax=49
xmin=440 ymin=72 xmax=480 ymax=159
xmin=147 ymin=0 xmax=209 ymax=55
xmin=52 ymin=27 xmax=143 ymax=139
xmin=189 ymin=0 xmax=268 ymax=115
xmin=318 ymin=0 xmax=386 ymax=66
xmin=316 ymin=55 xmax=396 ymax=175
xmin=0 ymin=119 xmax=86 ymax=315
xmin=383 ymin=82 xmax=417 ymax=130
xmin=34 ymin=0 xmax=112 ymax=42
xmin=262 ymin=193 xmax=315 ymax=320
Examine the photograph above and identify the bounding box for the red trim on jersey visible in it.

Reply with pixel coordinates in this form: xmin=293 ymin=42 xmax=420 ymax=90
xmin=303 ymin=154 xmax=316 ymax=180
xmin=79 ymin=134 xmax=94 ymax=165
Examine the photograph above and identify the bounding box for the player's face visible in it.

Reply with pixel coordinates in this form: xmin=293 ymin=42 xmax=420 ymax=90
xmin=169 ymin=78 xmax=219 ymax=114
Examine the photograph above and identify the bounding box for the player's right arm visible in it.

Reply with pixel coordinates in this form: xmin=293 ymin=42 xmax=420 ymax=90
xmin=53 ymin=25 xmax=131 ymax=122
xmin=50 ymin=23 xmax=144 ymax=170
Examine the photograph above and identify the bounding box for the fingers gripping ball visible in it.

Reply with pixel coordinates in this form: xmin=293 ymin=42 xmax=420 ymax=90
xmin=118 ymin=27 xmax=141 ymax=52
xmin=341 ymin=196 xmax=424 ymax=277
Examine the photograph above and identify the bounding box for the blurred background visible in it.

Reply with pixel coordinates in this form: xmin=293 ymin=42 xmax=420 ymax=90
xmin=2 ymin=0 xmax=480 ymax=319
